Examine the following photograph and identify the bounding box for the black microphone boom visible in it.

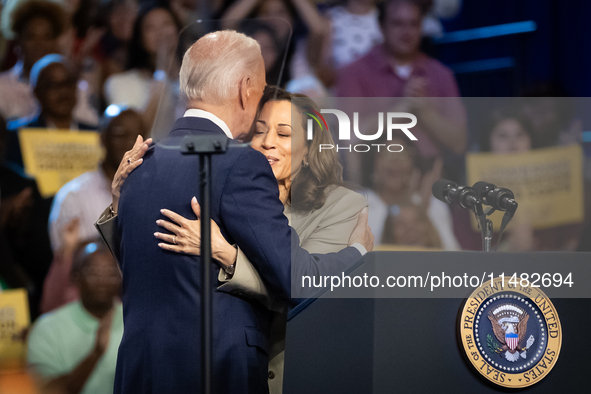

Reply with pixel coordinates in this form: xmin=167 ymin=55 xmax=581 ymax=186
xmin=432 ymin=179 xmax=480 ymax=210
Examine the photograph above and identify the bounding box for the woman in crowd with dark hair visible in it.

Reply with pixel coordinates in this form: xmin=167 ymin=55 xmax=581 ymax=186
xmin=454 ymin=107 xmax=535 ymax=251
xmin=0 ymin=0 xmax=67 ymax=121
xmin=479 ymin=107 xmax=533 ymax=154
xmin=94 ymin=0 xmax=139 ymax=101
xmin=242 ymin=22 xmax=285 ymax=87
xmin=99 ymin=86 xmax=369 ymax=393
xmin=104 ymin=3 xmax=181 ymax=131
xmin=361 ymin=134 xmax=457 ymax=250
xmin=455 ymin=106 xmax=581 ymax=251
xmin=222 ymin=0 xmax=333 ymax=91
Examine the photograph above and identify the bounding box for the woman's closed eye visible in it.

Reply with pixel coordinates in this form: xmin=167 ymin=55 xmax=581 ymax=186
xmin=277 ymin=125 xmax=292 ymax=138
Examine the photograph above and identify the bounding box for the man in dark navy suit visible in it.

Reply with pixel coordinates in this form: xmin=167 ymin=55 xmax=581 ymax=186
xmin=112 ymin=31 xmax=372 ymax=393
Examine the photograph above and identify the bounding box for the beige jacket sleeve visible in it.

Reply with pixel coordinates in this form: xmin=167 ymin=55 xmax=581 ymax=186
xmin=219 ymin=188 xmax=368 ymax=311
xmin=217 ymin=248 xmax=278 ymax=311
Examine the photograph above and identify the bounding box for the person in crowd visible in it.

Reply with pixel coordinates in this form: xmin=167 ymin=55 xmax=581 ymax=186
xmin=27 ymin=241 xmax=123 ymax=394
xmin=93 ymin=30 xmax=373 ymax=393
xmin=98 ymin=85 xmax=370 ymax=394
xmin=94 ymin=0 xmax=138 ymax=97
xmin=103 ymin=3 xmax=181 ymax=132
xmin=0 ymin=114 xmax=35 ymax=293
xmin=49 ymin=105 xmax=146 ymax=252
xmin=168 ymin=0 xmax=224 ymax=27
xmin=362 ymin=135 xmax=459 ymax=250
xmin=453 ymin=108 xmax=531 ymax=251
xmin=327 ymin=0 xmax=383 ymax=70
xmin=0 ymin=0 xmax=99 ymax=126
xmin=6 ymin=54 xmax=96 ymax=169
xmin=0 ymin=113 xmax=53 ymax=319
xmin=222 ymin=0 xmax=329 ymax=89
xmin=222 ymin=0 xmax=296 ymax=45
xmin=336 ymin=0 xmax=466 ymax=159
xmin=243 ymin=22 xmax=285 ymax=87
xmin=0 ymin=1 xmax=67 ymax=121
xmin=479 ymin=108 xmax=532 ymax=154
xmin=41 ymin=106 xmax=146 ymax=313
xmin=520 ymin=85 xmax=581 ymax=148
xmin=454 ymin=107 xmax=581 ymax=251
xmin=385 ymin=203 xmax=442 ymax=248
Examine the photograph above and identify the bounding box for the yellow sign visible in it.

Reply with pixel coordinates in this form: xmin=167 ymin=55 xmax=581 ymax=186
xmin=18 ymin=129 xmax=103 ymax=197
xmin=0 ymin=289 xmax=30 ymax=371
xmin=466 ymin=145 xmax=584 ymax=230
xmin=459 ymin=277 xmax=561 ymax=388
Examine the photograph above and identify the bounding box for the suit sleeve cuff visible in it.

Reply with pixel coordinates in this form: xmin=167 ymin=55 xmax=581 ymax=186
xmin=351 ymin=243 xmax=367 ymax=256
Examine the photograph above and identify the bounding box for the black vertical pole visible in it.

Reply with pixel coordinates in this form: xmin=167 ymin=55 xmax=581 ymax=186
xmin=182 ymin=134 xmax=228 ymax=394
xmin=200 ymin=154 xmax=212 ymax=394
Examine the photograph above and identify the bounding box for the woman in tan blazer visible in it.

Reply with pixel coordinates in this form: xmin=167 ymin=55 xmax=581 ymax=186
xmin=96 ymin=87 xmax=368 ymax=393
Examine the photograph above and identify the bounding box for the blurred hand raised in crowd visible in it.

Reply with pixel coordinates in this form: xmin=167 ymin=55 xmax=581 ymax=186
xmin=61 ymin=218 xmax=80 ymax=254
xmin=93 ymin=308 xmax=114 ymax=356
xmin=76 ymin=27 xmax=107 ymax=64
xmin=412 ymin=157 xmax=443 ymax=209
xmin=348 ymin=207 xmax=375 ymax=252
xmin=112 ymin=135 xmax=152 ymax=213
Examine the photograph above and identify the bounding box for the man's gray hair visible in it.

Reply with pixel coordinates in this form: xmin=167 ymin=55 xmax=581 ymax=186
xmin=180 ymin=30 xmax=262 ymax=105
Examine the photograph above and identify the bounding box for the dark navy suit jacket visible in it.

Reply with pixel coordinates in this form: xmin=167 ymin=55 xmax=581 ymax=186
xmin=114 ymin=116 xmax=361 ymax=393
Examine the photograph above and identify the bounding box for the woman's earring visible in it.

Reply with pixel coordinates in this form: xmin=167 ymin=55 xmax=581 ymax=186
xmin=302 ymin=159 xmax=309 ymax=167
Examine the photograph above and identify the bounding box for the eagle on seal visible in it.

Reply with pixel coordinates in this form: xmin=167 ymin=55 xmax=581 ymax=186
xmin=487 ymin=304 xmax=533 ymax=362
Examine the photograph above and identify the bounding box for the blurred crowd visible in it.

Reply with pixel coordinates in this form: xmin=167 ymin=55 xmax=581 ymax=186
xmin=0 ymin=0 xmax=590 ymax=392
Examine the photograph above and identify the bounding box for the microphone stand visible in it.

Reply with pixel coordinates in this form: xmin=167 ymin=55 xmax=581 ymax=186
xmin=181 ymin=134 xmax=230 ymax=394
xmin=473 ymin=202 xmax=493 ymax=252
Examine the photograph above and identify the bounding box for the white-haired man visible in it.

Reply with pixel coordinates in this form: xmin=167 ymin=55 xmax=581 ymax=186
xmin=108 ymin=30 xmax=372 ymax=393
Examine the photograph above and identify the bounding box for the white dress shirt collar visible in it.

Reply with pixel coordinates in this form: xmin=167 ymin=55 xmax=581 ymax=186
xmin=183 ymin=109 xmax=233 ymax=139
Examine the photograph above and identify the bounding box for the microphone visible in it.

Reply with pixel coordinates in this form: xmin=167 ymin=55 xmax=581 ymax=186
xmin=432 ymin=179 xmax=480 ymax=210
xmin=472 ymin=181 xmax=518 ymax=213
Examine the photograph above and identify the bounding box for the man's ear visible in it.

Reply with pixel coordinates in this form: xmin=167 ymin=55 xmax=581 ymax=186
xmin=238 ymin=76 xmax=251 ymax=111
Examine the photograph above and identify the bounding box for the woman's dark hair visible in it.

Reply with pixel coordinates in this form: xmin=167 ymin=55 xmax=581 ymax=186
xmin=11 ymin=0 xmax=68 ymax=38
xmin=479 ymin=106 xmax=534 ymax=152
xmin=245 ymin=86 xmax=345 ymax=213
xmin=126 ymin=3 xmax=181 ymax=72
